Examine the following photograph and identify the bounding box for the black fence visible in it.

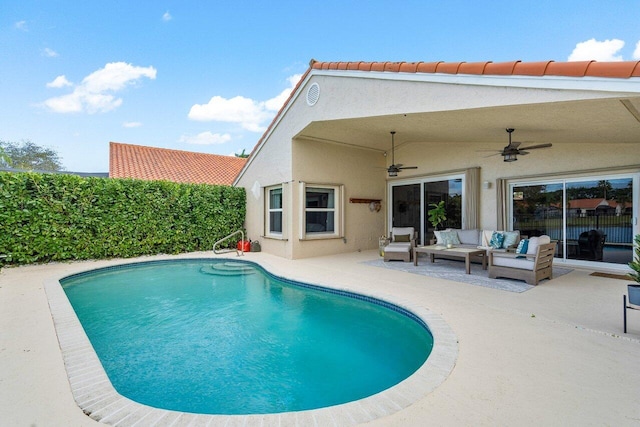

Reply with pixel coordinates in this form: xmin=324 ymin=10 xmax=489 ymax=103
xmin=514 ymin=213 xmax=633 ymax=245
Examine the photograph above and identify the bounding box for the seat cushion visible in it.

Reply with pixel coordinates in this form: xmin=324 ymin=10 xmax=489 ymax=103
xmin=457 ymin=229 xmax=480 ymax=245
xmin=384 ymin=242 xmax=411 ymax=253
xmin=492 ymin=256 xmax=535 ymax=270
xmin=526 ymin=235 xmax=551 ymax=255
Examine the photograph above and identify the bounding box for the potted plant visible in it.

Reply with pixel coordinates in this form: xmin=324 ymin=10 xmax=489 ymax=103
xmin=428 ymin=201 xmax=447 ymax=230
xmin=628 ymin=234 xmax=640 ymax=305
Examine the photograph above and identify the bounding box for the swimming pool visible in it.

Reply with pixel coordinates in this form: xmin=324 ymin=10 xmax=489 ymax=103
xmin=59 ymin=259 xmax=433 ymax=415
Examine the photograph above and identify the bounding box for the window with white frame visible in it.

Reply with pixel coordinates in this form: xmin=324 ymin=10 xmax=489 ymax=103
xmin=300 ymin=183 xmax=343 ymax=239
xmin=266 ymin=186 xmax=283 ymax=237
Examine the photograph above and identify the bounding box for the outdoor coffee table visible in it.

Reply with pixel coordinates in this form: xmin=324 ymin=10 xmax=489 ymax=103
xmin=413 ymin=245 xmax=486 ymax=274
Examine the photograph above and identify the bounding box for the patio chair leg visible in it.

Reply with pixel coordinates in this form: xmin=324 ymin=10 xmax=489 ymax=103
xmin=624 ymin=295 xmax=627 ymax=334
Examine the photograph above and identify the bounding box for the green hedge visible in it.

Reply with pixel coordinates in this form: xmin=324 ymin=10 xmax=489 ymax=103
xmin=0 ymin=172 xmax=246 ymax=265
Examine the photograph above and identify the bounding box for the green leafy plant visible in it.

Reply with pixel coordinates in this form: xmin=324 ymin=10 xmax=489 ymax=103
xmin=428 ymin=201 xmax=447 ymax=230
xmin=628 ymin=234 xmax=640 ymax=283
xmin=0 ymin=172 xmax=246 ymax=265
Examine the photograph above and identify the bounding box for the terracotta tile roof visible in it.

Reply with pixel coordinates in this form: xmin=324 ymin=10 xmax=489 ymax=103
xmin=567 ymin=198 xmax=632 ymax=209
xmin=311 ymin=59 xmax=640 ymax=78
xmin=109 ymin=142 xmax=246 ymax=185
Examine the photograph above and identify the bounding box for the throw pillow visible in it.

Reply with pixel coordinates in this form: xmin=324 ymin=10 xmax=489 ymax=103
xmin=457 ymin=229 xmax=479 ymax=245
xmin=394 ymin=234 xmax=410 ymax=242
xmin=440 ymin=230 xmax=461 ymax=246
xmin=502 ymin=231 xmax=519 ymax=249
xmin=516 ymin=239 xmax=529 ymax=258
xmin=489 ymin=231 xmax=505 ymax=249
xmin=481 ymin=230 xmax=495 ymax=248
xmin=433 ymin=228 xmax=451 ymax=244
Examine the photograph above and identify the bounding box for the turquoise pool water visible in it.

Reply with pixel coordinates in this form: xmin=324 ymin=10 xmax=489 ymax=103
xmin=61 ymin=259 xmax=433 ymax=415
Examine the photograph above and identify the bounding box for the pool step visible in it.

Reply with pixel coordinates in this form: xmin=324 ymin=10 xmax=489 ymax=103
xmin=199 ymin=262 xmax=256 ymax=276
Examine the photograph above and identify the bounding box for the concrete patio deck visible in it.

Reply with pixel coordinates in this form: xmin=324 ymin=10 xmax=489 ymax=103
xmin=1 ymin=250 xmax=639 ymax=426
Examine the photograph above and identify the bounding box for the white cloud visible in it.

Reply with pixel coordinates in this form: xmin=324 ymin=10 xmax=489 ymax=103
xmin=42 ymin=62 xmax=157 ymax=114
xmin=265 ymin=73 xmax=303 ymax=111
xmin=179 ymin=131 xmax=232 ymax=145
xmin=14 ymin=20 xmax=27 ymax=31
xmin=188 ymin=73 xmax=303 ymax=132
xmin=162 ymin=11 xmax=172 ymax=21
xmin=81 ymin=62 xmax=157 ymax=93
xmin=568 ymin=38 xmax=625 ymax=61
xmin=43 ymin=48 xmax=58 ymax=58
xmin=123 ymin=121 xmax=142 ymax=128
xmin=188 ymin=96 xmax=272 ymax=132
xmin=634 ymin=40 xmax=640 ymax=60
xmin=46 ymin=75 xmax=72 ymax=88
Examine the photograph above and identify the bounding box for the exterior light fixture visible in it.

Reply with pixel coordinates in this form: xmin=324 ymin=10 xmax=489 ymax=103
xmin=503 ymin=153 xmax=517 ymax=162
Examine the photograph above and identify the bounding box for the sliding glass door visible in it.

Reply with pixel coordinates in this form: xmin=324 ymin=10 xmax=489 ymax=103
xmin=511 ymin=173 xmax=637 ymax=266
xmin=390 ymin=175 xmax=464 ymax=245
xmin=392 ymin=184 xmax=421 ymax=235
xmin=424 ymin=179 xmax=463 ymax=234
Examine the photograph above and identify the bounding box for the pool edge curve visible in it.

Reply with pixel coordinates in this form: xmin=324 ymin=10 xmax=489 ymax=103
xmin=45 ymin=257 xmax=458 ymax=426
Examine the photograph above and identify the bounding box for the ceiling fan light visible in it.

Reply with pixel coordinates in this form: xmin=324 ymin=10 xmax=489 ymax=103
xmin=388 ymin=170 xmax=397 ymax=177
xmin=503 ymin=153 xmax=517 ymax=162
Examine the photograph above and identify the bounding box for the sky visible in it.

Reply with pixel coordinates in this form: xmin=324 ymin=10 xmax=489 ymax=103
xmin=1 ymin=1 xmax=639 ymax=173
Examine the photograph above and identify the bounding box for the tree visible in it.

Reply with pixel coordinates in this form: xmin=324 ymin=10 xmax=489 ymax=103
xmin=597 ymin=180 xmax=612 ymax=199
xmin=0 ymin=146 xmax=10 ymax=167
xmin=235 ymin=148 xmax=249 ymax=158
xmin=0 ymin=140 xmax=64 ymax=171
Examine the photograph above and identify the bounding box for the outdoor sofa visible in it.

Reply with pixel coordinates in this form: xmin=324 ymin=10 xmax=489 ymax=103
xmin=430 ymin=228 xmax=521 ymax=263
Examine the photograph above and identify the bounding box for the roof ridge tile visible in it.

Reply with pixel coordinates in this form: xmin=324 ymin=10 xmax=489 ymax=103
xmin=309 ymin=59 xmax=640 ymax=79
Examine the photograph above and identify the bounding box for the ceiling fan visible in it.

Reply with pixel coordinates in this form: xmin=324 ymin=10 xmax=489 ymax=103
xmin=496 ymin=128 xmax=552 ymax=162
xmin=386 ymin=131 xmax=417 ymax=176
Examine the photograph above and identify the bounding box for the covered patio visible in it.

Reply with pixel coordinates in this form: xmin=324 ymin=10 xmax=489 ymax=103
xmin=1 ymin=250 xmax=638 ymax=426
xmin=236 ymin=60 xmax=640 ymax=271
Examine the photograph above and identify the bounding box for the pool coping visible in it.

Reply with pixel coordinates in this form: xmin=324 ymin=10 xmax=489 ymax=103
xmin=44 ymin=257 xmax=458 ymax=426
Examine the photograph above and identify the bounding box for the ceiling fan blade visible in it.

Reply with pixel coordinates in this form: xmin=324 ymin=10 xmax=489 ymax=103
xmin=519 ymin=151 xmax=530 ymax=155
xmin=518 ymin=143 xmax=552 ymax=150
xmin=394 ymin=163 xmax=403 ymax=168
xmin=510 ymin=141 xmax=522 ymax=149
xmin=399 ymin=166 xmax=418 ymax=170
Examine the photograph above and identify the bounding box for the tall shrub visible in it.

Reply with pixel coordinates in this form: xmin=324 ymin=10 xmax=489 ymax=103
xmin=0 ymin=172 xmax=246 ymax=265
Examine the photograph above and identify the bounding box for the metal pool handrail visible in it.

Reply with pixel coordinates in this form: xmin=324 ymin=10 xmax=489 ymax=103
xmin=213 ymin=229 xmax=244 ymax=256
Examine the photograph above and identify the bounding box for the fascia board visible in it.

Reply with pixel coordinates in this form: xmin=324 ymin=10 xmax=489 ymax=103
xmin=310 ymin=69 xmax=640 ymax=94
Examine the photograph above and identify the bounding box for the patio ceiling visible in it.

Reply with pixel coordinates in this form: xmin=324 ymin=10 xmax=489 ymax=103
xmin=296 ymin=96 xmax=640 ymax=153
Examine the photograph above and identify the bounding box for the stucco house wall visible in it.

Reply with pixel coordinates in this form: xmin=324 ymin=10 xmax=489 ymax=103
xmin=291 ymin=138 xmax=386 ymax=259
